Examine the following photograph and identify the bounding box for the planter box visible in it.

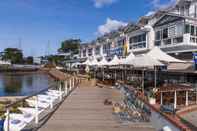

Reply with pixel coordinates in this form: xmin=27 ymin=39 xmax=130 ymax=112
xmin=149 ymin=98 xmax=156 ymax=105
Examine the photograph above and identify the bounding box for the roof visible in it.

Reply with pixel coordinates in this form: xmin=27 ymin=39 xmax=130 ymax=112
xmin=157 ymin=84 xmax=193 ymax=92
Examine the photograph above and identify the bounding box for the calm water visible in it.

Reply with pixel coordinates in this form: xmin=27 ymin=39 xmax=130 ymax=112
xmin=0 ymin=72 xmax=52 ymax=96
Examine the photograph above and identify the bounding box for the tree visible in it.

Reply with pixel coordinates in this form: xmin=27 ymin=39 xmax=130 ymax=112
xmin=58 ymin=39 xmax=81 ymax=55
xmin=2 ymin=48 xmax=23 ymax=64
xmin=26 ymin=56 xmax=33 ymax=64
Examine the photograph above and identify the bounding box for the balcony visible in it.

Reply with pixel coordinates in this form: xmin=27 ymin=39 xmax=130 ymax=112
xmin=155 ymin=34 xmax=197 ymax=53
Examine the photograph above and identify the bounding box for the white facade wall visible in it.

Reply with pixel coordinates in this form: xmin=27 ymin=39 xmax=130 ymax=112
xmin=79 ymin=0 xmax=197 ymax=59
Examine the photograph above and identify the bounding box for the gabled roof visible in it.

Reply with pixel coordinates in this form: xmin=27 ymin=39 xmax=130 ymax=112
xmin=123 ymin=23 xmax=141 ymax=34
xmin=153 ymin=12 xmax=197 ymax=27
xmin=153 ymin=13 xmax=184 ymax=27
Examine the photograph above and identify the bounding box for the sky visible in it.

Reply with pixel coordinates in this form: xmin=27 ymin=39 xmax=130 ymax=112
xmin=0 ymin=0 xmax=176 ymax=56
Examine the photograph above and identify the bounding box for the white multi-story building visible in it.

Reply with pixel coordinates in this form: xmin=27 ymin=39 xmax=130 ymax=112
xmin=80 ymin=0 xmax=197 ymax=61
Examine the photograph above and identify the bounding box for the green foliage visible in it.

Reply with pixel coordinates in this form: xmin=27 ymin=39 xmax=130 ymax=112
xmin=2 ymin=48 xmax=23 ymax=64
xmin=149 ymin=90 xmax=156 ymax=98
xmin=47 ymin=55 xmax=65 ymax=65
xmin=58 ymin=39 xmax=81 ymax=55
xmin=25 ymin=56 xmax=33 ymax=64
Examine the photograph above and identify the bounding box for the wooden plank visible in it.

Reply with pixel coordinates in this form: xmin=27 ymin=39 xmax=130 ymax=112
xmin=39 ymin=85 xmax=154 ymax=131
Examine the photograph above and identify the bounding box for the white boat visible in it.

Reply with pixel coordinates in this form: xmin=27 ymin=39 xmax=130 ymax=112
xmin=26 ymin=99 xmax=50 ymax=109
xmin=4 ymin=113 xmax=34 ymax=131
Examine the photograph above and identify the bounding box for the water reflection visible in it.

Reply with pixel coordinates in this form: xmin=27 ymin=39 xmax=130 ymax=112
xmin=0 ymin=72 xmax=51 ymax=96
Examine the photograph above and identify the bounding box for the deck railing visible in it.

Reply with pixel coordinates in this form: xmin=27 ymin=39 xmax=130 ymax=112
xmin=3 ymin=75 xmax=81 ymax=131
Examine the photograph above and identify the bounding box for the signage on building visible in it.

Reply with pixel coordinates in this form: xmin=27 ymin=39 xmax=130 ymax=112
xmin=193 ymin=53 xmax=197 ymax=70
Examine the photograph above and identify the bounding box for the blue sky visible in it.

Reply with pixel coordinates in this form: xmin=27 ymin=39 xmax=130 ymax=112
xmin=0 ymin=0 xmax=176 ymax=56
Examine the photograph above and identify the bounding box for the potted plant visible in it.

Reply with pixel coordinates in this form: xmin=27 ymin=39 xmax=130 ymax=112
xmin=148 ymin=88 xmax=157 ymax=105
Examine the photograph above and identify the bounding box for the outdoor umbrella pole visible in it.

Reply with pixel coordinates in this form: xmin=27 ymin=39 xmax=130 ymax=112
xmin=115 ymin=69 xmax=116 ymax=81
xmin=154 ymin=66 xmax=157 ymax=88
xmin=102 ymin=67 xmax=104 ymax=81
xmin=142 ymin=69 xmax=145 ymax=94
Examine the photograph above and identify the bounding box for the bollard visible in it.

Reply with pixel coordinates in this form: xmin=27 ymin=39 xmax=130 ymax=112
xmin=64 ymin=80 xmax=68 ymax=96
xmin=72 ymin=77 xmax=75 ymax=88
xmin=35 ymin=96 xmax=39 ymax=124
xmin=69 ymin=79 xmax=72 ymax=92
xmin=6 ymin=108 xmax=10 ymax=131
xmin=59 ymin=81 xmax=62 ymax=101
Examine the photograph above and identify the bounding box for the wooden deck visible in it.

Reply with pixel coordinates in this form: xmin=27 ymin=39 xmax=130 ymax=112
xmin=39 ymin=85 xmax=155 ymax=131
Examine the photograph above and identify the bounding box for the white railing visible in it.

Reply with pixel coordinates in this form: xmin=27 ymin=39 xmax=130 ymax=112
xmin=4 ymin=76 xmax=80 ymax=131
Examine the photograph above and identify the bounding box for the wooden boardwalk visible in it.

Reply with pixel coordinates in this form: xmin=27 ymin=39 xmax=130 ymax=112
xmin=39 ymin=85 xmax=155 ymax=131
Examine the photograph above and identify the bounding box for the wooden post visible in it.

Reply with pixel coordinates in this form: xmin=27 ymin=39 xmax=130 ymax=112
xmin=73 ymin=77 xmax=75 ymax=88
xmin=35 ymin=96 xmax=39 ymax=124
xmin=160 ymin=92 xmax=163 ymax=105
xmin=65 ymin=80 xmax=68 ymax=95
xmin=174 ymin=91 xmax=177 ymax=109
xmin=186 ymin=91 xmax=189 ymax=106
xmin=69 ymin=79 xmax=72 ymax=91
xmin=6 ymin=108 xmax=10 ymax=131
xmin=59 ymin=81 xmax=62 ymax=101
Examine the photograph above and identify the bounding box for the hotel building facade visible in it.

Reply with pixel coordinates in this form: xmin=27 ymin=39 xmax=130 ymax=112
xmin=80 ymin=0 xmax=197 ymax=61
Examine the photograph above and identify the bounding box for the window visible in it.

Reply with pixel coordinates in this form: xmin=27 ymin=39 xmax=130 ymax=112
xmin=185 ymin=24 xmax=190 ymax=33
xmin=156 ymin=31 xmax=161 ymax=40
xmin=191 ymin=25 xmax=195 ymax=36
xmin=180 ymin=7 xmax=184 ymax=15
xmin=88 ymin=48 xmax=92 ymax=56
xmin=163 ymin=28 xmax=168 ymax=39
xmin=95 ymin=46 xmax=100 ymax=55
xmin=163 ymin=39 xmax=171 ymax=45
xmin=83 ymin=50 xmax=86 ymax=57
xmin=173 ymin=37 xmax=183 ymax=44
xmin=196 ymin=27 xmax=197 ymax=36
xmin=129 ymin=33 xmax=147 ymax=49
xmin=176 ymin=23 xmax=184 ymax=36
xmin=142 ymin=33 xmax=146 ymax=41
xmin=155 ymin=41 xmax=161 ymax=46
xmin=168 ymin=26 xmax=176 ymax=37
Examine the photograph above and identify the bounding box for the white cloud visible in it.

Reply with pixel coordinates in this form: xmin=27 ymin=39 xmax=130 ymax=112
xmin=145 ymin=11 xmax=155 ymax=16
xmin=150 ymin=0 xmax=176 ymax=9
xmin=93 ymin=0 xmax=117 ymax=8
xmin=97 ymin=18 xmax=127 ymax=35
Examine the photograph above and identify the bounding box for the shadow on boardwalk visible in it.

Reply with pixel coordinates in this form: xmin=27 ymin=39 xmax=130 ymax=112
xmin=39 ymin=84 xmax=155 ymax=131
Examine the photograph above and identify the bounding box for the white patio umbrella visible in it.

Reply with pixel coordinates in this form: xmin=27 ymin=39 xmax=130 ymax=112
xmin=132 ymin=55 xmax=164 ymax=93
xmin=97 ymin=57 xmax=109 ymax=66
xmin=147 ymin=47 xmax=185 ymax=63
xmin=121 ymin=52 xmax=135 ymax=65
xmin=108 ymin=55 xmax=122 ymax=80
xmin=89 ymin=57 xmax=99 ymax=66
xmin=121 ymin=52 xmax=135 ymax=80
xmin=82 ymin=58 xmax=91 ymax=66
xmin=108 ymin=55 xmax=122 ymax=66
xmin=97 ymin=57 xmax=109 ymax=81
